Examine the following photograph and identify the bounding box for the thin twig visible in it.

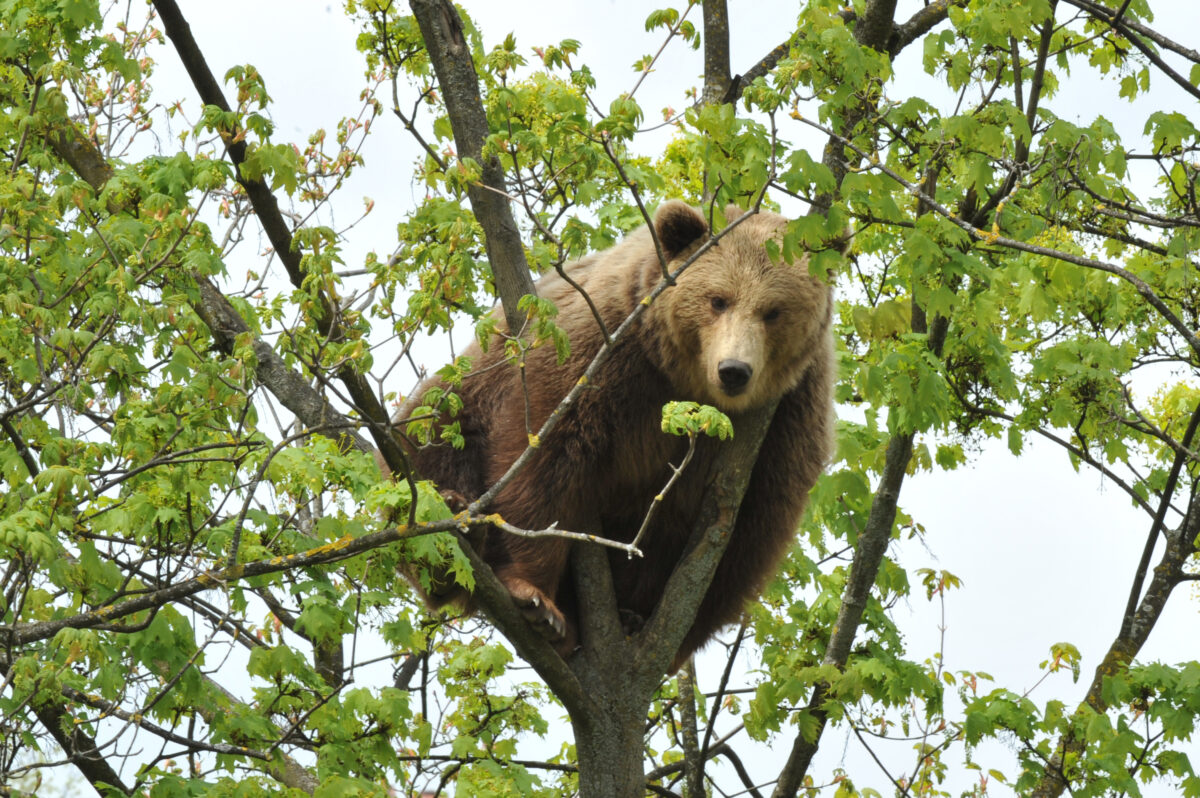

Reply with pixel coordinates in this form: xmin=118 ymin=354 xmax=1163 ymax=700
xmin=629 ymin=433 xmax=698 ymax=556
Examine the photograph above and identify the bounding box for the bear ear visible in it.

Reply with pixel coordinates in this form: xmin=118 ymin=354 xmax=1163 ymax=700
xmin=724 ymin=204 xmax=747 ymax=225
xmin=653 ymin=200 xmax=709 ymax=259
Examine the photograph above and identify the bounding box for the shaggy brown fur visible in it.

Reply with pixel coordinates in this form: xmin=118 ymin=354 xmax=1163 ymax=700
xmin=395 ymin=201 xmax=836 ymax=668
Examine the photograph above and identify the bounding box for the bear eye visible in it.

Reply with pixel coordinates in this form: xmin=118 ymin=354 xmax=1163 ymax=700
xmin=710 ymin=296 xmax=728 ymax=313
xmin=763 ymin=308 xmax=781 ymax=322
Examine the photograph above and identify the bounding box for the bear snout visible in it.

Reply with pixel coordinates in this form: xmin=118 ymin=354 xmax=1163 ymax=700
xmin=717 ymin=359 xmax=753 ymax=394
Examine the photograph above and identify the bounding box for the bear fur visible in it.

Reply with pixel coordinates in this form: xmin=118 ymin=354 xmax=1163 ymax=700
xmin=395 ymin=200 xmax=836 ymax=668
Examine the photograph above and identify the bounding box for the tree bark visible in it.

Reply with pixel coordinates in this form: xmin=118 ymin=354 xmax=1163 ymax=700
xmin=888 ymin=0 xmax=967 ymax=56
xmin=571 ymin=699 xmax=647 ymax=798
xmin=557 ymin=542 xmax=648 ymax=797
xmin=677 ymin=659 xmax=705 ymax=797
xmin=702 ymin=0 xmax=732 ymax=105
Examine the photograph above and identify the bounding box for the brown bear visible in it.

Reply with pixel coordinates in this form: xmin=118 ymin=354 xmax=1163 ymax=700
xmin=394 ymin=200 xmax=835 ymax=669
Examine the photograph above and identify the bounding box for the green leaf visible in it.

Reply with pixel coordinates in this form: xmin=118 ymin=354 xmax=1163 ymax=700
xmin=660 ymin=401 xmax=733 ymax=440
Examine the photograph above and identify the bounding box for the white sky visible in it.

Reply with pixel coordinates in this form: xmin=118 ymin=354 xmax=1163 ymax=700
xmin=134 ymin=1 xmax=1200 ymax=794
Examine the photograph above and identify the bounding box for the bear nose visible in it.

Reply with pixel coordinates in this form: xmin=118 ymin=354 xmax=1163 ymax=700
xmin=718 ymin=359 xmax=753 ymax=393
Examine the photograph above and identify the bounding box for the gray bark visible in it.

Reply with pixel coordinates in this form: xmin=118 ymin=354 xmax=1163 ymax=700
xmin=702 ymin=0 xmax=732 ymax=104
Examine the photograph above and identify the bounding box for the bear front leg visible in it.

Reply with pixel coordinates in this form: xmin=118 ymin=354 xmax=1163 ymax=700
xmin=502 ymin=574 xmax=575 ymax=651
xmin=490 ymin=536 xmax=577 ymax=657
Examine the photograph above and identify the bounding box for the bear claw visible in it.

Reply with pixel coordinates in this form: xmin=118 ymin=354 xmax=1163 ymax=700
xmin=517 ymin=596 xmax=565 ymax=640
xmin=505 ymin=580 xmax=567 ymax=642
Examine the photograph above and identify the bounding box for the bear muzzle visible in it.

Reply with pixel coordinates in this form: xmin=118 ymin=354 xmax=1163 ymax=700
xmin=717 ymin=359 xmax=753 ymax=395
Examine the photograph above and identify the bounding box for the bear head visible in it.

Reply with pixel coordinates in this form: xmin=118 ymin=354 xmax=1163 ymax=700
xmin=649 ymin=200 xmax=834 ymax=414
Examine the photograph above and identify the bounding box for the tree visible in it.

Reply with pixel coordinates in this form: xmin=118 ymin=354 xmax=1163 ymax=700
xmin=0 ymin=0 xmax=1197 ymax=795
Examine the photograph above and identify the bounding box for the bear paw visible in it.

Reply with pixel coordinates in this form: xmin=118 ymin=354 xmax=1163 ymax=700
xmin=439 ymin=489 xmax=470 ymax=514
xmin=503 ymin=577 xmax=572 ymax=647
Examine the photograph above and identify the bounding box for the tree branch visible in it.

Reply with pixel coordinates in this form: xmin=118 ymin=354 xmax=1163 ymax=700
xmin=408 ymin=0 xmax=536 ymax=334
xmin=702 ymin=0 xmax=732 ymax=104
xmin=1031 ymin=493 xmax=1198 ymax=797
xmin=635 ymin=400 xmax=779 ymax=685
xmin=192 ymin=277 xmax=373 ymax=452
xmin=187 ymin=672 xmax=320 ymax=794
xmin=0 ymin=514 xmax=567 ymax=648
xmin=455 ymin=529 xmax=593 ymax=718
xmin=150 ymin=0 xmax=407 ymax=471
xmin=772 ymin=431 xmax=916 ymax=798
xmin=812 ymin=0 xmax=898 ymax=214
xmin=43 ymin=121 xmax=374 ymax=455
xmin=30 ymin=700 xmax=133 ymax=798
xmin=854 ymin=0 xmax=900 ymax=55
xmin=888 ymin=0 xmax=968 ymax=56
xmin=723 ymin=0 xmax=960 ymax=144
xmin=793 ymin=113 xmax=1200 ymax=360
xmin=677 ymin=659 xmax=705 ymax=797
xmin=1118 ymin=398 xmax=1200 ymax=641
xmin=570 ymin=542 xmax=630 ymax=686
xmin=770 ymin=5 xmax=927 ymax=792
xmin=1062 ymin=0 xmax=1200 ymax=102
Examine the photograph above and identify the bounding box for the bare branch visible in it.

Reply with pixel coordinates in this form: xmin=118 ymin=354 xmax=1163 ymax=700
xmin=0 ymin=513 xmax=600 ymax=649
xmin=29 ymin=699 xmax=133 ymax=797
xmin=629 ymin=432 xmax=698 ymax=554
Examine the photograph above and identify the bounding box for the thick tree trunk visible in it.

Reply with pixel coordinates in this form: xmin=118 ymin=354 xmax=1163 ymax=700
xmin=701 ymin=0 xmax=731 ymax=105
xmin=571 ymin=696 xmax=647 ymax=797
xmin=556 ymin=545 xmax=649 ymax=797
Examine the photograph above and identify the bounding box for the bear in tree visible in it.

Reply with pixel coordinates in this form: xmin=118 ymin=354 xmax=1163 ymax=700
xmin=393 ymin=200 xmax=836 ymax=669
